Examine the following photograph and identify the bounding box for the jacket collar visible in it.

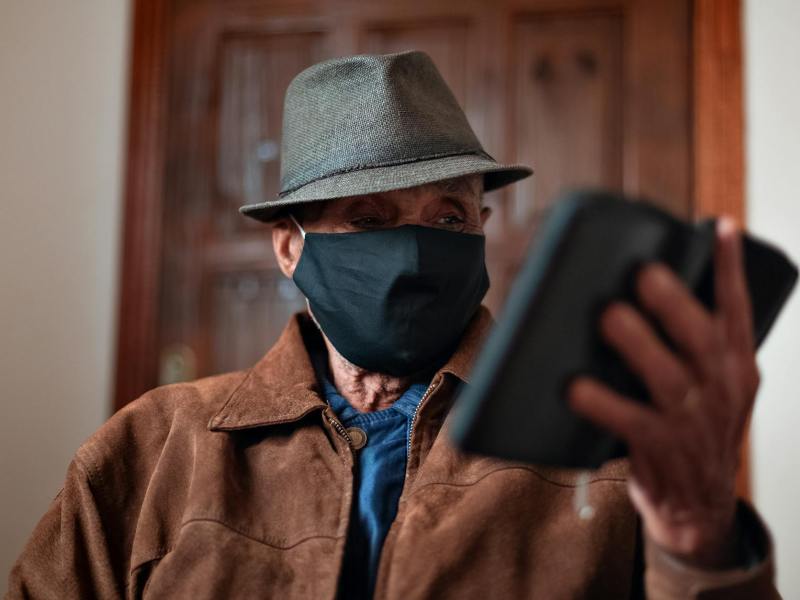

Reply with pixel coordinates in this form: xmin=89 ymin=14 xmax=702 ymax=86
xmin=207 ymin=305 xmax=495 ymax=431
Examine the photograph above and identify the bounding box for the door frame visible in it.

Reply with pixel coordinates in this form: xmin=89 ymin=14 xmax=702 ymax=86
xmin=692 ymin=0 xmax=749 ymax=498
xmin=112 ymin=0 xmax=749 ymax=495
xmin=113 ymin=0 xmax=170 ymax=414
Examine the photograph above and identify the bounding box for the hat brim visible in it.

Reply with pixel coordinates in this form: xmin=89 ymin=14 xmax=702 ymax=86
xmin=239 ymin=153 xmax=533 ymax=223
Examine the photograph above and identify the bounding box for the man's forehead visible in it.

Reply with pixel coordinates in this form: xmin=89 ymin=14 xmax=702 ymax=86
xmin=428 ymin=174 xmax=483 ymax=196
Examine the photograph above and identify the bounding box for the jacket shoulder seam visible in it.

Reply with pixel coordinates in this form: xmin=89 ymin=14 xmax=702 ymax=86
xmin=409 ymin=464 xmax=627 ymax=499
xmin=180 ymin=516 xmax=344 ymax=550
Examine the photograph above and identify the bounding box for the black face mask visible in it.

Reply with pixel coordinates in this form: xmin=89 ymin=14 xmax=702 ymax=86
xmin=290 ymin=216 xmax=490 ymax=377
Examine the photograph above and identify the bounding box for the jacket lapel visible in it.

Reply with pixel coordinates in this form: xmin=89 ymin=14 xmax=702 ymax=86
xmin=207 ymin=311 xmax=327 ymax=431
xmin=207 ymin=305 xmax=495 ymax=432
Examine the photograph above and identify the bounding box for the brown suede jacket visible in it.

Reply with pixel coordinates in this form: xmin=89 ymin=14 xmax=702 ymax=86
xmin=6 ymin=306 xmax=780 ymax=599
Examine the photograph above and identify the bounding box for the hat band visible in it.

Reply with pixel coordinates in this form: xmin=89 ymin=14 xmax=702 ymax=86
xmin=278 ymin=148 xmax=496 ymax=198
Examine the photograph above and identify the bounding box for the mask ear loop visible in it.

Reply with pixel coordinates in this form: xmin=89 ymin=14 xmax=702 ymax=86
xmin=289 ymin=213 xmax=306 ymax=239
xmin=288 ymin=212 xmax=313 ymax=316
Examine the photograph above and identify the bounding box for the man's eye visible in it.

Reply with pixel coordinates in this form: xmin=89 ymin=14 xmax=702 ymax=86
xmin=438 ymin=215 xmax=465 ymax=227
xmin=350 ymin=216 xmax=384 ymax=229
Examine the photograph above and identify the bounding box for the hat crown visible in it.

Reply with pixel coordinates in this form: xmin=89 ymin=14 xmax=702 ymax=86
xmin=279 ymin=50 xmax=487 ymax=196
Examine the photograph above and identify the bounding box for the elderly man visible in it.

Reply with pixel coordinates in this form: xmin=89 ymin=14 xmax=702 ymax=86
xmin=7 ymin=51 xmax=778 ymax=599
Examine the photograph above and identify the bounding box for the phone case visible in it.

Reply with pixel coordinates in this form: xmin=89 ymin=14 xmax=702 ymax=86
xmin=449 ymin=189 xmax=798 ymax=469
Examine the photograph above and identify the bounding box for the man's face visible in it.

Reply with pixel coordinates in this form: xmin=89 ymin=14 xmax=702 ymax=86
xmin=272 ymin=174 xmax=491 ymax=278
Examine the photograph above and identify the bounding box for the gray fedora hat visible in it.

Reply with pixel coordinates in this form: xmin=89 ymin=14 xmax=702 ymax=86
xmin=239 ymin=50 xmax=533 ymax=222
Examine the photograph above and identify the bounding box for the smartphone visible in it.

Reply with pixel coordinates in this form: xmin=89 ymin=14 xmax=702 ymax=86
xmin=449 ymin=189 xmax=798 ymax=469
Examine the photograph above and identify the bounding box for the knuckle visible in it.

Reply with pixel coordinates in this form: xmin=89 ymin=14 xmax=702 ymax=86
xmin=653 ymin=366 xmax=691 ymax=402
xmin=699 ymin=324 xmax=721 ymax=355
xmin=745 ymin=363 xmax=761 ymax=397
xmin=638 ymin=265 xmax=669 ymax=307
xmin=634 ymin=416 xmax=662 ymax=446
xmin=669 ymin=365 xmax=693 ymax=396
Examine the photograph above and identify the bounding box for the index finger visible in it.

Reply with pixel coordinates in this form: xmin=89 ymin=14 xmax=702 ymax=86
xmin=714 ymin=216 xmax=755 ymax=353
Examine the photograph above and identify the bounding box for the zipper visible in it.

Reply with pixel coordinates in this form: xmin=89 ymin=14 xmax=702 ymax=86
xmin=373 ymin=374 xmax=444 ymax=599
xmin=405 ymin=374 xmax=443 ymax=458
xmin=327 ymin=413 xmax=354 ymax=447
xmin=324 ymin=408 xmax=358 ymax=600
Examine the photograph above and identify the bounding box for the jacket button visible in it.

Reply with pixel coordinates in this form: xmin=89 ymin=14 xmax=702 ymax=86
xmin=346 ymin=426 xmax=368 ymax=450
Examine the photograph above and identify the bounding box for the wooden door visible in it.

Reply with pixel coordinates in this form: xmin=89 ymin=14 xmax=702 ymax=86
xmin=134 ymin=0 xmax=691 ymax=390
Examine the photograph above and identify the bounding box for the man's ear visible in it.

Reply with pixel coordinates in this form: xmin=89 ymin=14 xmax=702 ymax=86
xmin=479 ymin=205 xmax=492 ymax=228
xmin=272 ymin=217 xmax=303 ymax=278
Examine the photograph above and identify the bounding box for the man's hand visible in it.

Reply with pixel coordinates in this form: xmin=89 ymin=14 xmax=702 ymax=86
xmin=567 ymin=217 xmax=760 ymax=569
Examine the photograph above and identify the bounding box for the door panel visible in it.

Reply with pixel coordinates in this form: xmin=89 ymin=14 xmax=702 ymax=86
xmin=214 ymin=31 xmax=329 ymax=236
xmin=509 ymin=13 xmax=623 ymax=226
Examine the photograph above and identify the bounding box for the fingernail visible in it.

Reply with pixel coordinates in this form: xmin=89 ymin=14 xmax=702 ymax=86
xmin=718 ymin=216 xmax=737 ymax=236
xmin=644 ymin=264 xmax=671 ymax=292
xmin=568 ymin=379 xmax=590 ymax=405
xmin=605 ymin=303 xmax=632 ymax=332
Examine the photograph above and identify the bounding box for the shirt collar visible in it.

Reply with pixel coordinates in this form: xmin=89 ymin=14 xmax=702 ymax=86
xmin=207 ymin=305 xmax=495 ymax=432
xmin=322 ymin=373 xmax=429 ymax=423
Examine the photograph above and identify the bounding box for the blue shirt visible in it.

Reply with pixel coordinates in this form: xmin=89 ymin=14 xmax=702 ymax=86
xmin=314 ymin=357 xmax=431 ymax=599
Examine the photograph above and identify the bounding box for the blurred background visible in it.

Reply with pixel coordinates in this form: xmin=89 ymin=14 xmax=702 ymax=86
xmin=1 ymin=0 xmax=798 ymax=594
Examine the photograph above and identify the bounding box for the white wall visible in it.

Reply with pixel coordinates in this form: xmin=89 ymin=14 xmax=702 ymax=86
xmin=745 ymin=0 xmax=800 ymax=596
xmin=0 ymin=0 xmax=131 ymax=592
